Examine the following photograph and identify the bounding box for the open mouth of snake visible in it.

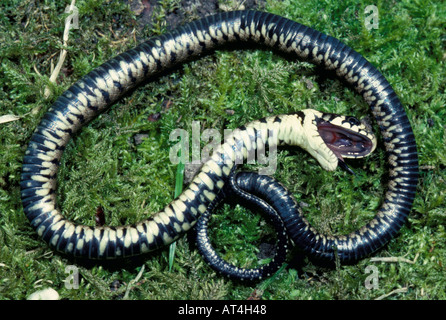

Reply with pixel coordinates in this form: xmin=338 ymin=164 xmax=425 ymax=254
xmin=317 ymin=121 xmax=374 ymax=160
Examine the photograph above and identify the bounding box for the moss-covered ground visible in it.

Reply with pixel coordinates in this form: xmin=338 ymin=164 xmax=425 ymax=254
xmin=0 ymin=0 xmax=445 ymax=300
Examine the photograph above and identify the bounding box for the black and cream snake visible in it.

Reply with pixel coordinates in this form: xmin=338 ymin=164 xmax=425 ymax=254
xmin=20 ymin=11 xmax=418 ymax=278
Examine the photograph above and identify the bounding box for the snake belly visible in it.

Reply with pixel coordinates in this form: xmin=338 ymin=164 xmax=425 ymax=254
xmin=20 ymin=10 xmax=418 ymax=260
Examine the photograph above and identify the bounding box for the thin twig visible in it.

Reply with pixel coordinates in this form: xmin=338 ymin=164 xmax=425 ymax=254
xmin=123 ymin=264 xmax=145 ymax=300
xmin=370 ymin=252 xmax=419 ymax=264
xmin=375 ymin=287 xmax=408 ymax=300
xmin=44 ymin=0 xmax=76 ymax=98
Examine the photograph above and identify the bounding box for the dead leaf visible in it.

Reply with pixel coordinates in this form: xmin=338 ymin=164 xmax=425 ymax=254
xmin=0 ymin=114 xmax=20 ymax=124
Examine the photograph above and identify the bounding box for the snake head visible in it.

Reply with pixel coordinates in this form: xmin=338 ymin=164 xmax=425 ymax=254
xmin=315 ymin=113 xmax=377 ymax=174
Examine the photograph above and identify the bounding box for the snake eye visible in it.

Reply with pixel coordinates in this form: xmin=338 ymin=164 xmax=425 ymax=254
xmin=347 ymin=117 xmax=361 ymax=127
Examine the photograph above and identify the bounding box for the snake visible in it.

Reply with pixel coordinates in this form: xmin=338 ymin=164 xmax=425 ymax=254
xmin=20 ymin=11 xmax=418 ymax=266
xmin=196 ymin=111 xmax=377 ymax=280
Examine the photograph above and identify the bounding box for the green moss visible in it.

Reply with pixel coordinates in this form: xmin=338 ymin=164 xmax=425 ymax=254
xmin=0 ymin=0 xmax=444 ymax=300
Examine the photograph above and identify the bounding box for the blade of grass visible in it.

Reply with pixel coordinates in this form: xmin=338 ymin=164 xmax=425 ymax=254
xmin=169 ymin=149 xmax=185 ymax=272
xmin=255 ymin=262 xmax=288 ymax=296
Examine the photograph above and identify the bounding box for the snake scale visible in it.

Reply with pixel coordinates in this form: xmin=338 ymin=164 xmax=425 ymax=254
xmin=20 ymin=11 xmax=418 ymax=268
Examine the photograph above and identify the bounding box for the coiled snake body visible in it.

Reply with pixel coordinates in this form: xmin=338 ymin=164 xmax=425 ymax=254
xmin=20 ymin=11 xmax=418 ymax=266
xmin=196 ymin=110 xmax=377 ymax=280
